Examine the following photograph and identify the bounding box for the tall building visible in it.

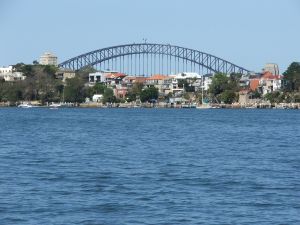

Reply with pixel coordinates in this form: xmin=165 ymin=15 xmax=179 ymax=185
xmin=263 ymin=63 xmax=279 ymax=75
xmin=39 ymin=52 xmax=58 ymax=66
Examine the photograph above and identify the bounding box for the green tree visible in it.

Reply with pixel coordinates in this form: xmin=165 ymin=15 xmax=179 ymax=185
xmin=22 ymin=77 xmax=37 ymax=101
xmin=76 ymin=66 xmax=96 ymax=82
xmin=209 ymin=73 xmax=240 ymax=103
xmin=0 ymin=82 xmax=7 ymax=101
xmin=125 ymin=82 xmax=144 ymax=102
xmin=228 ymin=73 xmax=242 ymax=92
xmin=6 ymin=83 xmax=23 ymax=103
xmin=164 ymin=92 xmax=173 ymax=102
xmin=209 ymin=73 xmax=230 ymax=96
xmin=17 ymin=64 xmax=34 ymax=77
xmin=283 ymin=62 xmax=300 ymax=91
xmin=294 ymin=92 xmax=300 ymax=102
xmin=43 ymin=65 xmax=58 ymax=78
xmin=125 ymin=92 xmax=136 ymax=102
xmin=13 ymin=63 xmax=26 ymax=71
xmin=34 ymin=68 xmax=62 ymax=103
xmin=1 ymin=63 xmax=63 ymax=103
xmin=264 ymin=91 xmax=285 ymax=104
xmin=102 ymin=87 xmax=116 ymax=103
xmin=250 ymin=90 xmax=261 ymax=99
xmin=92 ymin=83 xmax=106 ymax=94
xmin=86 ymin=83 xmax=107 ymax=99
xmin=131 ymin=82 xmax=144 ymax=95
xmin=183 ymin=92 xmax=190 ymax=100
xmin=0 ymin=80 xmax=25 ymax=103
xmin=220 ymin=90 xmax=237 ymax=104
xmin=140 ymin=86 xmax=158 ymax=102
xmin=64 ymin=77 xmax=86 ymax=103
xmin=178 ymin=79 xmax=194 ymax=92
xmin=178 ymin=79 xmax=187 ymax=88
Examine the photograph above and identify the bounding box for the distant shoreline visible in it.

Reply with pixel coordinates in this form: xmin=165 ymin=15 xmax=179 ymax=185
xmin=1 ymin=102 xmax=300 ymax=110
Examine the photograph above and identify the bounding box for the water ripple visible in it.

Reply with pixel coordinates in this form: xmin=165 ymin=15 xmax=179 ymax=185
xmin=0 ymin=108 xmax=299 ymax=224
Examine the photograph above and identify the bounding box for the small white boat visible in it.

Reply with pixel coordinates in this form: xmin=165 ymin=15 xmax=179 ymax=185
xmin=49 ymin=103 xmax=62 ymax=108
xmin=18 ymin=103 xmax=33 ymax=108
xmin=196 ymin=104 xmax=212 ymax=109
xmin=182 ymin=104 xmax=197 ymax=108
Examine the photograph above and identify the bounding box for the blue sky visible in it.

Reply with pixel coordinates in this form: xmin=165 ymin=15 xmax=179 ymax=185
xmin=0 ymin=0 xmax=299 ymax=72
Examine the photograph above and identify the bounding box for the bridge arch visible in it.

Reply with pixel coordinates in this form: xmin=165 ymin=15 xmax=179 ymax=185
xmin=59 ymin=43 xmax=250 ymax=75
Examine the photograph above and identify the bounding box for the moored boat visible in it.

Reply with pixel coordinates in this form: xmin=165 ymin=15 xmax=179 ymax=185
xmin=17 ymin=103 xmax=34 ymax=108
xmin=49 ymin=103 xmax=62 ymax=108
xmin=196 ymin=75 xmax=212 ymax=109
xmin=196 ymin=103 xmax=212 ymax=109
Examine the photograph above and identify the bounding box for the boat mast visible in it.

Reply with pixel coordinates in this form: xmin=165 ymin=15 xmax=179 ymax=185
xmin=62 ymin=85 xmax=65 ymax=103
xmin=201 ymin=75 xmax=204 ymax=104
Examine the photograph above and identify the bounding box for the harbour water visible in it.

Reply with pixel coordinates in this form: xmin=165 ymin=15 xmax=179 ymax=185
xmin=0 ymin=108 xmax=299 ymax=224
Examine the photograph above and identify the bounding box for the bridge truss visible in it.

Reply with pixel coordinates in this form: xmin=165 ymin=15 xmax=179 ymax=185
xmin=59 ymin=43 xmax=250 ymax=75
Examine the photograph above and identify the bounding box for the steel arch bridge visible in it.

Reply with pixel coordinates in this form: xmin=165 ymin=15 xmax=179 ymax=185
xmin=59 ymin=43 xmax=250 ymax=75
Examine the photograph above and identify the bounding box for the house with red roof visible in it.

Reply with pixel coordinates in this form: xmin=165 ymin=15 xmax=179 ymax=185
xmin=258 ymin=71 xmax=283 ymax=95
xmin=250 ymin=79 xmax=260 ymax=91
xmin=123 ymin=76 xmax=147 ymax=87
xmin=113 ymin=85 xmax=128 ymax=99
xmin=105 ymin=72 xmax=127 ymax=86
xmin=145 ymin=74 xmax=175 ymax=95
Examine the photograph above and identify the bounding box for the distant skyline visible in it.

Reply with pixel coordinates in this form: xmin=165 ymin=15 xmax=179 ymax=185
xmin=1 ymin=0 xmax=300 ymax=73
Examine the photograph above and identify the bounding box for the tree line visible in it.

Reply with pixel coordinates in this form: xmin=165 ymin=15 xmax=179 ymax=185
xmin=208 ymin=62 xmax=300 ymax=104
xmin=0 ymin=64 xmax=159 ymax=105
xmin=1 ymin=62 xmax=300 ymax=105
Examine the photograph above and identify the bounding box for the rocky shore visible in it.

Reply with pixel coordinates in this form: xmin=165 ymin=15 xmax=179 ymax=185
xmin=1 ymin=101 xmax=300 ymax=109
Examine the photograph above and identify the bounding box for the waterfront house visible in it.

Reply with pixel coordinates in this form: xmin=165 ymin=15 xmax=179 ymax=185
xmin=203 ymin=74 xmax=213 ymax=91
xmin=0 ymin=72 xmax=25 ymax=82
xmin=123 ymin=76 xmax=147 ymax=88
xmin=173 ymin=72 xmax=202 ymax=92
xmin=250 ymin=78 xmax=260 ymax=91
xmin=0 ymin=66 xmax=25 ymax=81
xmin=145 ymin=74 xmax=173 ymax=94
xmin=105 ymin=72 xmax=126 ymax=86
xmin=56 ymin=69 xmax=76 ymax=82
xmin=161 ymin=76 xmax=176 ymax=95
xmin=0 ymin=66 xmax=13 ymax=74
xmin=239 ymin=75 xmax=250 ymax=88
xmin=89 ymin=71 xmax=106 ymax=85
xmin=258 ymin=71 xmax=283 ymax=95
xmin=113 ymin=84 xmax=128 ymax=99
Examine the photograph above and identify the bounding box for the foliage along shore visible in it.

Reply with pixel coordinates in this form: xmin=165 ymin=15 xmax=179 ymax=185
xmin=1 ymin=62 xmax=300 ymax=107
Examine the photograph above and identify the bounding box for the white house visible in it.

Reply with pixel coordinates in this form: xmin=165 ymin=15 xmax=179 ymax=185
xmin=172 ymin=72 xmax=202 ymax=92
xmin=203 ymin=74 xmax=213 ymax=91
xmin=89 ymin=72 xmax=106 ymax=85
xmin=174 ymin=72 xmax=202 ymax=80
xmin=0 ymin=66 xmax=13 ymax=74
xmin=259 ymin=72 xmax=283 ymax=95
xmin=55 ymin=69 xmax=75 ymax=82
xmin=0 ymin=66 xmax=25 ymax=81
xmin=92 ymin=94 xmax=103 ymax=102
